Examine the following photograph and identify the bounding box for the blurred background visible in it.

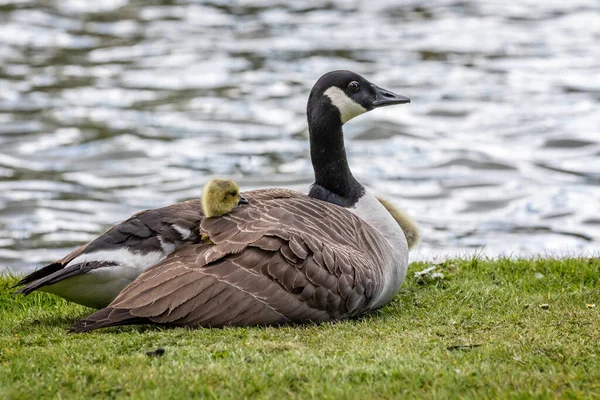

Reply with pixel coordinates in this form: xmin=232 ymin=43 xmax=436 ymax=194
xmin=0 ymin=0 xmax=598 ymax=273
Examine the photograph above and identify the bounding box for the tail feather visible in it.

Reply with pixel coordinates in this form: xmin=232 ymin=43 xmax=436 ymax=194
xmin=10 ymin=262 xmax=63 ymax=289
xmin=12 ymin=244 xmax=88 ymax=289
xmin=14 ymin=261 xmax=116 ymax=296
xmin=69 ymin=307 xmax=147 ymax=333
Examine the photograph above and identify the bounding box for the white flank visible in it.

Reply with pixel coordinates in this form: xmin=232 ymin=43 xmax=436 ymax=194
xmin=172 ymin=224 xmax=191 ymax=239
xmin=69 ymin=248 xmax=165 ymax=271
xmin=324 ymin=86 xmax=366 ymax=123
xmin=348 ymin=190 xmax=409 ymax=309
xmin=41 ymin=248 xmax=168 ymax=308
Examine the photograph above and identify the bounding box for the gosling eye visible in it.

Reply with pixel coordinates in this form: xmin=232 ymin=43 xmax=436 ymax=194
xmin=230 ymin=190 xmax=237 ymax=196
xmin=347 ymin=81 xmax=360 ymax=92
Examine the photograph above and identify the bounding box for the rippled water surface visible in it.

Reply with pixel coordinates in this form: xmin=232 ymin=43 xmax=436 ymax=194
xmin=1 ymin=0 xmax=599 ymax=273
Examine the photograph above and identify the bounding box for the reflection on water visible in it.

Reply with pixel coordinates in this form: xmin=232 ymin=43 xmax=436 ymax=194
xmin=0 ymin=0 xmax=599 ymax=273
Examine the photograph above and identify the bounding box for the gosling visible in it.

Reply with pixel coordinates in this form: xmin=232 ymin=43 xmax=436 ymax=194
xmin=202 ymin=178 xmax=248 ymax=218
xmin=377 ymin=197 xmax=420 ymax=250
xmin=201 ymin=178 xmax=248 ymax=244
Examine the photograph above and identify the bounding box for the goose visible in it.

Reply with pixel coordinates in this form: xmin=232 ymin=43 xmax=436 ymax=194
xmin=68 ymin=70 xmax=412 ymax=332
xmin=13 ymin=70 xmax=412 ymax=321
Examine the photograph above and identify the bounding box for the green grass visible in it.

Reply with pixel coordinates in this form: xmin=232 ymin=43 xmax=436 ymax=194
xmin=1 ymin=258 xmax=599 ymax=399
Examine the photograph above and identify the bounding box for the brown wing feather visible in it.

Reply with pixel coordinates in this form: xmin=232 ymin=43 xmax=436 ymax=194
xmin=71 ymin=189 xmax=392 ymax=332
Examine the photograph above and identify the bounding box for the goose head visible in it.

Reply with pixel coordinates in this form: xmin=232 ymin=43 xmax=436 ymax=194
xmin=202 ymin=178 xmax=248 ymax=218
xmin=308 ymin=70 xmax=410 ymax=125
xmin=307 ymin=70 xmax=410 ymax=206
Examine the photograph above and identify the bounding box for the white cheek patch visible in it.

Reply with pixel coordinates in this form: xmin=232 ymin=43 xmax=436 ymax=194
xmin=324 ymin=86 xmax=367 ymax=124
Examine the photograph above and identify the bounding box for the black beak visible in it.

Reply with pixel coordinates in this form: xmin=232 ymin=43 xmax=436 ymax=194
xmin=238 ymin=195 xmax=249 ymax=205
xmin=372 ymin=84 xmax=411 ymax=108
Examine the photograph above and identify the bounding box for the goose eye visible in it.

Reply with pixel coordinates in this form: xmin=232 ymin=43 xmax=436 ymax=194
xmin=230 ymin=191 xmax=237 ymax=196
xmin=348 ymin=81 xmax=360 ymax=92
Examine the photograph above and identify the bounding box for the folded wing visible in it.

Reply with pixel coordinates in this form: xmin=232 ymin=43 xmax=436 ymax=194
xmin=71 ymin=189 xmax=391 ymax=332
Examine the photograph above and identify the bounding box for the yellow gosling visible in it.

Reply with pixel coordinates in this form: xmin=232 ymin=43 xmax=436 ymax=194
xmin=376 ymin=197 xmax=420 ymax=250
xmin=201 ymin=179 xmax=248 ymax=244
xmin=202 ymin=178 xmax=248 ymax=218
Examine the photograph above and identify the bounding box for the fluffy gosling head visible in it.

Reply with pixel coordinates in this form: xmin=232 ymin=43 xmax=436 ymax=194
xmin=202 ymin=179 xmax=248 ymax=218
xmin=377 ymin=197 xmax=420 ymax=250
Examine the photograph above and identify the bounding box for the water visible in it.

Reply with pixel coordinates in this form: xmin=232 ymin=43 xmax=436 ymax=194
xmin=0 ymin=0 xmax=599 ymax=274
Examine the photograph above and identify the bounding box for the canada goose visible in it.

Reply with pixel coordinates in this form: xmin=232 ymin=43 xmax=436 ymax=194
xmin=376 ymin=197 xmax=420 ymax=250
xmin=69 ymin=70 xmax=412 ymax=332
xmin=13 ymin=70 xmax=412 ymax=322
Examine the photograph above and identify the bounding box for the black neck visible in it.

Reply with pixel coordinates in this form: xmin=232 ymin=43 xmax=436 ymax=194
xmin=306 ymin=99 xmax=364 ymax=207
